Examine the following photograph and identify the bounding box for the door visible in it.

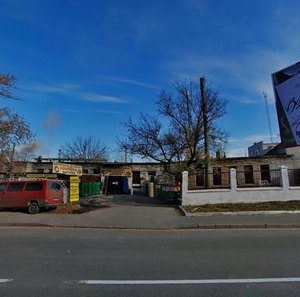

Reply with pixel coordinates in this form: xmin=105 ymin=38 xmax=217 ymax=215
xmin=47 ymin=181 xmax=64 ymax=204
xmin=260 ymin=164 xmax=271 ymax=183
xmin=132 ymin=171 xmax=141 ymax=188
xmin=244 ymin=165 xmax=254 ymax=184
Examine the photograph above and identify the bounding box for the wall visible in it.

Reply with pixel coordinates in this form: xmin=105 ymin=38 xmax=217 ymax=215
xmin=211 ymin=155 xmax=294 ymax=172
xmin=287 ymin=147 xmax=300 ymax=168
xmin=181 ymin=167 xmax=300 ymax=205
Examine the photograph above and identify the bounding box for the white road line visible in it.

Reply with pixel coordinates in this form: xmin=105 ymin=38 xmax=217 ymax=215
xmin=74 ymin=277 xmax=300 ymax=285
xmin=0 ymin=279 xmax=13 ymax=283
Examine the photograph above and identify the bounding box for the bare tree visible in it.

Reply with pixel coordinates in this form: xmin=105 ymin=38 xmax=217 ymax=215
xmin=122 ymin=78 xmax=228 ymax=173
xmin=0 ymin=74 xmax=17 ymax=99
xmin=60 ymin=136 xmax=109 ymax=161
xmin=0 ymin=107 xmax=35 ymax=173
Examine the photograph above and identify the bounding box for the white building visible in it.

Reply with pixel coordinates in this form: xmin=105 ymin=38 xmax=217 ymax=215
xmin=248 ymin=141 xmax=277 ymax=157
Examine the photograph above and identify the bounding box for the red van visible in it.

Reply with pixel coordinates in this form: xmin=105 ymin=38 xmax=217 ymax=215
xmin=0 ymin=180 xmax=64 ymax=214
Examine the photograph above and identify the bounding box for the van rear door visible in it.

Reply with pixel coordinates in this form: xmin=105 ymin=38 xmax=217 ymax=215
xmin=3 ymin=182 xmax=26 ymax=207
xmin=47 ymin=181 xmax=63 ymax=204
xmin=0 ymin=183 xmax=8 ymax=207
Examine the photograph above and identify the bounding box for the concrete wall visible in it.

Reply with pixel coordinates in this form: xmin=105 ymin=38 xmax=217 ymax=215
xmin=181 ymin=166 xmax=300 ymax=205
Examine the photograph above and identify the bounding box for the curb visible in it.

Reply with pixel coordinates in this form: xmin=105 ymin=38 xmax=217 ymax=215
xmin=1 ymin=222 xmax=300 ymax=230
xmin=178 ymin=206 xmax=300 ymax=217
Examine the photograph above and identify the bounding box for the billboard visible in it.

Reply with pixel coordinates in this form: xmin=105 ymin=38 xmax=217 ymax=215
xmin=272 ymin=61 xmax=300 ymax=146
xmin=53 ymin=162 xmax=82 ymax=176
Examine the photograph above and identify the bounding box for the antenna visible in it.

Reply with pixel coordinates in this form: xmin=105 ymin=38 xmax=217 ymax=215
xmin=262 ymin=91 xmax=273 ymax=143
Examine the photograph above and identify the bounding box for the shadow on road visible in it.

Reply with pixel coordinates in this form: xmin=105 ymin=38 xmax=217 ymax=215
xmin=82 ymin=190 xmax=178 ymax=208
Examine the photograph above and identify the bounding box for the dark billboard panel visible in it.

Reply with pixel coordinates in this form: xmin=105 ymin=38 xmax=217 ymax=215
xmin=272 ymin=61 xmax=300 ymax=146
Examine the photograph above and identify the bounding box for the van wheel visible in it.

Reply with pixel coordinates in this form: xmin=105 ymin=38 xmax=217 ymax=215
xmin=28 ymin=202 xmax=40 ymax=214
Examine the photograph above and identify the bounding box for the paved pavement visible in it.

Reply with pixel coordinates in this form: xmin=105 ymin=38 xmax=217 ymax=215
xmin=0 ymin=192 xmax=300 ymax=229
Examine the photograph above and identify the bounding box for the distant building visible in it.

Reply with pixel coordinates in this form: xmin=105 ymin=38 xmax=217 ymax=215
xmin=248 ymin=141 xmax=277 ymax=157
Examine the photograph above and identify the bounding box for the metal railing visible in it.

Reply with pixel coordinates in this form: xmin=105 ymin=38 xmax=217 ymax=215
xmin=189 ymin=169 xmax=283 ymax=190
xmin=236 ymin=169 xmax=281 ymax=188
xmin=188 ymin=171 xmax=230 ymax=190
xmin=288 ymin=169 xmax=300 ymax=186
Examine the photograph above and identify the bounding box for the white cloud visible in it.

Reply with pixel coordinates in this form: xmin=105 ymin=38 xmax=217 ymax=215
xmin=230 ymin=134 xmax=272 ymax=143
xmin=162 ymin=13 xmax=300 ymax=105
xmin=87 ymin=109 xmax=123 ymax=115
xmin=79 ymin=93 xmax=128 ymax=104
xmin=226 ymin=147 xmax=248 ymax=158
xmin=99 ymin=76 xmax=160 ymax=89
xmin=23 ymin=83 xmax=80 ymax=94
xmin=22 ymin=82 xmax=129 ymax=104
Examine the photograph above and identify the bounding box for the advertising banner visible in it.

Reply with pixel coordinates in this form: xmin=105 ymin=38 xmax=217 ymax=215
xmin=70 ymin=176 xmax=80 ymax=202
xmin=53 ymin=162 xmax=82 ymax=176
xmin=26 ymin=173 xmax=58 ymax=179
xmin=272 ymin=61 xmax=300 ymax=146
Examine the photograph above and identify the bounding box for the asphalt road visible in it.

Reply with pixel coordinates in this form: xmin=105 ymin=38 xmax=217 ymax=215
xmin=0 ymin=227 xmax=300 ymax=297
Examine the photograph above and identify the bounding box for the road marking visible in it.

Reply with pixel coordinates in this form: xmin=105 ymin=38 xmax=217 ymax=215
xmin=72 ymin=277 xmax=300 ymax=285
xmin=0 ymin=279 xmax=13 ymax=283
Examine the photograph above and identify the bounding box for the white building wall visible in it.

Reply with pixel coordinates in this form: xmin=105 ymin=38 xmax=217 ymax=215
xmin=182 ymin=167 xmax=300 ymax=205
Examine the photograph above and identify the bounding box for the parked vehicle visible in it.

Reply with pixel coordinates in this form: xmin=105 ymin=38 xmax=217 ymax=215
xmin=0 ymin=180 xmax=64 ymax=214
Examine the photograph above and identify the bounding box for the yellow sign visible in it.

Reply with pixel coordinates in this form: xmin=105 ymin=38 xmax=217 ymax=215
xmin=70 ymin=176 xmax=80 ymax=183
xmin=26 ymin=173 xmax=58 ymax=179
xmin=70 ymin=175 xmax=80 ymax=202
xmin=53 ymin=162 xmax=82 ymax=176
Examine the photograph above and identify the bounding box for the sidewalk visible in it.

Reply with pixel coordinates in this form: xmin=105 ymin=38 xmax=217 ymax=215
xmin=0 ymin=194 xmax=300 ymax=230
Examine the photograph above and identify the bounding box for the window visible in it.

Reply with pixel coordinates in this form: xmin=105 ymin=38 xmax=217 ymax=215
xmin=213 ymin=167 xmax=222 ymax=185
xmin=25 ymin=182 xmax=43 ymax=191
xmin=37 ymin=168 xmax=44 ymax=173
xmin=244 ymin=165 xmax=254 ymax=184
xmin=148 ymin=171 xmax=156 ymax=182
xmin=49 ymin=182 xmax=61 ymax=191
xmin=0 ymin=183 xmax=6 ymax=192
xmin=93 ymin=169 xmax=100 ymax=174
xmin=7 ymin=183 xmax=24 ymax=192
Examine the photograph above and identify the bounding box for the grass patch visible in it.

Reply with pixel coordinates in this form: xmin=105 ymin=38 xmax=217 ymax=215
xmin=51 ymin=202 xmax=92 ymax=214
xmin=183 ymin=201 xmax=300 ymax=213
xmin=50 ymin=200 xmax=109 ymax=214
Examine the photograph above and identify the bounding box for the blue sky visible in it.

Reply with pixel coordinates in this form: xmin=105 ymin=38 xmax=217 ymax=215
xmin=1 ymin=0 xmax=300 ymax=160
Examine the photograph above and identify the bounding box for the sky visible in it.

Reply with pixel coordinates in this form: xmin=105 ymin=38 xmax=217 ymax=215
xmin=1 ymin=0 xmax=300 ymax=160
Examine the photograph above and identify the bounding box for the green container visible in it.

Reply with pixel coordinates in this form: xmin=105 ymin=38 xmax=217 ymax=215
xmin=80 ymin=182 xmax=102 ymax=197
xmin=93 ymin=182 xmax=101 ymax=195
xmin=80 ymin=183 xmax=90 ymax=197
xmin=87 ymin=182 xmax=93 ymax=196
xmin=155 ymin=185 xmax=179 ymax=204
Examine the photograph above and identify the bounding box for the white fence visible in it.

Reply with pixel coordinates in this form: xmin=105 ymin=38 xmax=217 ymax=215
xmin=181 ymin=166 xmax=300 ymax=205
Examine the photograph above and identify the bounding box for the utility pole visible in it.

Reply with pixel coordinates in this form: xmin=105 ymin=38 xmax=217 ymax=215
xmin=200 ymin=76 xmax=209 ymax=188
xmin=262 ymin=91 xmax=274 ymax=143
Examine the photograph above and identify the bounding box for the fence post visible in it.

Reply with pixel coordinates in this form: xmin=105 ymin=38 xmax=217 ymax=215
xmin=230 ymin=168 xmax=237 ymax=192
xmin=280 ymin=166 xmax=289 ymax=191
xmin=182 ymin=171 xmax=189 ymax=202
